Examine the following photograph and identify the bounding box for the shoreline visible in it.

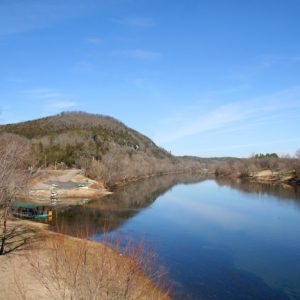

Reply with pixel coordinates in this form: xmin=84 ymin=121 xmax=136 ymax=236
xmin=109 ymin=170 xmax=208 ymax=189
xmin=6 ymin=170 xmax=299 ymax=299
xmin=216 ymin=169 xmax=300 ymax=187
xmin=0 ymin=219 xmax=170 ymax=300
xmin=20 ymin=168 xmax=208 ymax=206
xmin=21 ymin=168 xmax=299 ymax=208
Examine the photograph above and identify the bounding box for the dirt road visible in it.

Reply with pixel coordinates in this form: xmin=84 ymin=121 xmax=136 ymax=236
xmin=26 ymin=169 xmax=111 ymax=204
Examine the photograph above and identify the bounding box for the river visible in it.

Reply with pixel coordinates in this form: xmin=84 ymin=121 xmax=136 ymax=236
xmin=50 ymin=174 xmax=300 ymax=300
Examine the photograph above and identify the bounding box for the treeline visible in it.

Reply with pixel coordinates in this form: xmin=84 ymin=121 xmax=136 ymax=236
xmin=253 ymin=153 xmax=278 ymax=159
xmin=210 ymin=152 xmax=300 ymax=184
xmin=4 ymin=112 xmax=298 ymax=187
xmin=0 ymin=112 xmax=205 ymax=187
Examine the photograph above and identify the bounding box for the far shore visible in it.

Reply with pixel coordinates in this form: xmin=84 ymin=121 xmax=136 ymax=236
xmin=20 ymin=168 xmax=209 ymax=206
xmin=19 ymin=168 xmax=299 ymax=208
xmin=216 ymin=169 xmax=300 ymax=187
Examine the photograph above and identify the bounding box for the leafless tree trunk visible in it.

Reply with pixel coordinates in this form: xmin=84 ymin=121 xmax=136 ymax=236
xmin=0 ymin=133 xmax=30 ymax=255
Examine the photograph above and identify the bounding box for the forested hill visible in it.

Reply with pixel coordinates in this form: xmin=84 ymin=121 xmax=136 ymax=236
xmin=0 ymin=112 xmax=204 ymax=186
xmin=0 ymin=111 xmax=170 ymax=161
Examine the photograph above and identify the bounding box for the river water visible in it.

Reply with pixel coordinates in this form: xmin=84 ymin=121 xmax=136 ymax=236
xmin=51 ymin=174 xmax=300 ymax=300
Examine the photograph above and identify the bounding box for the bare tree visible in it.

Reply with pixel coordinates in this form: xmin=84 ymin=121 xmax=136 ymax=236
xmin=0 ymin=133 xmax=31 ymax=255
xmin=25 ymin=231 xmax=169 ymax=300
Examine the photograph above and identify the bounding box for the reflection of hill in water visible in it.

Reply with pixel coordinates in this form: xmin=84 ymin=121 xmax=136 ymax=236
xmin=215 ymin=177 xmax=300 ymax=205
xmin=52 ymin=173 xmax=207 ymax=236
xmin=52 ymin=175 xmax=300 ymax=236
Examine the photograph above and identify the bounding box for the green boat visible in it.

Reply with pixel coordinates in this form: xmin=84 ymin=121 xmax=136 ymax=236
xmin=11 ymin=202 xmax=52 ymax=219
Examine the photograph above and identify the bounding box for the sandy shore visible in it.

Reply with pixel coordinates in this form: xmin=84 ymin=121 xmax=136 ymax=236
xmin=23 ymin=169 xmax=111 ymax=206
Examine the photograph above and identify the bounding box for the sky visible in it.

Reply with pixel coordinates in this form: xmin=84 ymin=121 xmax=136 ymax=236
xmin=0 ymin=0 xmax=300 ymax=157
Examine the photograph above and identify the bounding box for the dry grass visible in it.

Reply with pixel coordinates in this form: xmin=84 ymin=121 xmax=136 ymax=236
xmin=0 ymin=223 xmax=170 ymax=300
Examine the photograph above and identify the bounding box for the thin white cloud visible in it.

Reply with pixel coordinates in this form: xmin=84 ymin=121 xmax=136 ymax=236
xmin=87 ymin=37 xmax=104 ymax=45
xmin=7 ymin=77 xmax=26 ymax=83
xmin=199 ymin=138 xmax=300 ymax=152
xmin=130 ymin=78 xmax=145 ymax=87
xmin=155 ymin=86 xmax=300 ymax=144
xmin=24 ymin=88 xmax=62 ymax=99
xmin=155 ymin=104 xmax=244 ymax=144
xmin=230 ymin=53 xmax=300 ymax=81
xmin=261 ymin=54 xmax=300 ymax=67
xmin=113 ymin=49 xmax=162 ymax=60
xmin=23 ymin=88 xmax=78 ymax=109
xmin=111 ymin=17 xmax=155 ymax=27
xmin=52 ymin=101 xmax=77 ymax=108
xmin=0 ymin=1 xmax=105 ymax=37
xmin=200 ymin=84 xmax=251 ymax=98
xmin=72 ymin=60 xmax=93 ymax=72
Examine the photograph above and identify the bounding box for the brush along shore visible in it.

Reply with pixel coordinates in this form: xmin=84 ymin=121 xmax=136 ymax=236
xmin=0 ymin=220 xmax=170 ymax=300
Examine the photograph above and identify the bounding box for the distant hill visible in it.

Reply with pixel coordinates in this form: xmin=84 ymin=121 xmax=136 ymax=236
xmin=0 ymin=112 xmax=204 ymax=186
xmin=0 ymin=111 xmax=170 ymax=160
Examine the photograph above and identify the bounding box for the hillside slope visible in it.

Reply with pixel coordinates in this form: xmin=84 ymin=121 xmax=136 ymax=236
xmin=0 ymin=112 xmax=204 ymax=186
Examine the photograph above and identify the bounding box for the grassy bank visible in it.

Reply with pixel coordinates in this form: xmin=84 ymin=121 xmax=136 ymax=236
xmin=0 ymin=220 xmax=170 ymax=300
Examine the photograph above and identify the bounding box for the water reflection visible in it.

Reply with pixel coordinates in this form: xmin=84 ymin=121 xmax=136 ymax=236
xmin=216 ymin=177 xmax=300 ymax=206
xmin=51 ymin=173 xmax=207 ymax=236
xmin=49 ymin=175 xmax=300 ymax=299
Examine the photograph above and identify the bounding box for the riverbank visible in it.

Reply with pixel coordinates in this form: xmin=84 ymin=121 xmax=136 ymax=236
xmin=247 ymin=169 xmax=300 ymax=185
xmin=110 ymin=169 xmax=208 ymax=189
xmin=217 ymin=169 xmax=300 ymax=186
xmin=24 ymin=167 xmax=299 ymax=206
xmin=212 ymin=156 xmax=300 ymax=187
xmin=23 ymin=168 xmax=208 ymax=204
xmin=0 ymin=220 xmax=169 ymax=300
xmin=22 ymin=169 xmax=111 ymax=206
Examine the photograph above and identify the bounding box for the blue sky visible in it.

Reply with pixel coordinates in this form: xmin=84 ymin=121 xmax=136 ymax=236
xmin=0 ymin=0 xmax=300 ymax=157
